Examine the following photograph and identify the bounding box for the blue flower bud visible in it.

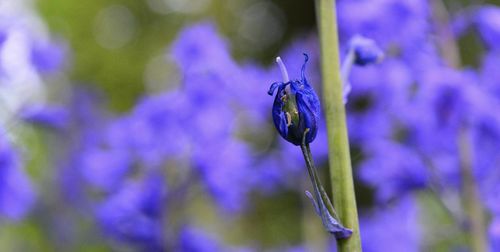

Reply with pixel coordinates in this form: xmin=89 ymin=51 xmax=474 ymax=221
xmin=268 ymin=54 xmax=320 ymax=146
xmin=349 ymin=35 xmax=384 ymax=66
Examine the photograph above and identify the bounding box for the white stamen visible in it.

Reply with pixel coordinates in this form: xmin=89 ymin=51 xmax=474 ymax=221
xmin=276 ymin=56 xmax=290 ymax=83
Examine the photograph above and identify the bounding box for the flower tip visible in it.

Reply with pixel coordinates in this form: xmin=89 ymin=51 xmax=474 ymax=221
xmin=349 ymin=35 xmax=384 ymax=66
xmin=334 ymin=228 xmax=353 ymax=240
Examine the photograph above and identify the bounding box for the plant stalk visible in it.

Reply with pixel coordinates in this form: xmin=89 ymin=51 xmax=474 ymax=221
xmin=314 ymin=0 xmax=362 ymax=251
xmin=458 ymin=127 xmax=487 ymax=252
xmin=431 ymin=1 xmax=488 ymax=249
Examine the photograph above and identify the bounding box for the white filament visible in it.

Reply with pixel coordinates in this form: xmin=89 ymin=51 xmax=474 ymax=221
xmin=276 ymin=56 xmax=290 ymax=83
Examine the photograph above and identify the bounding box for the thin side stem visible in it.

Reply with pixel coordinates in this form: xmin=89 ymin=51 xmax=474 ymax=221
xmin=340 ymin=48 xmax=355 ymax=89
xmin=315 ymin=0 xmax=362 ymax=251
xmin=431 ymin=1 xmax=488 ymax=250
xmin=300 ymin=142 xmax=339 ymax=220
xmin=458 ymin=127 xmax=487 ymax=252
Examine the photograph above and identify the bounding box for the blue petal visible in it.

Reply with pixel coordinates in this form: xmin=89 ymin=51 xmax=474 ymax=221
xmin=306 ymin=177 xmax=353 ymax=239
xmin=268 ymin=81 xmax=283 ymax=96
xmin=301 ymin=53 xmax=309 ymax=85
xmin=305 ymin=190 xmax=320 ymax=214
xmin=296 ymin=91 xmax=319 ymax=144
xmin=271 ymin=85 xmax=289 ymax=140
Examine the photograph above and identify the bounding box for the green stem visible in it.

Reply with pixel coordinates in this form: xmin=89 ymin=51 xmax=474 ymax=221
xmin=300 ymin=141 xmax=340 ymax=221
xmin=315 ymin=0 xmax=362 ymax=251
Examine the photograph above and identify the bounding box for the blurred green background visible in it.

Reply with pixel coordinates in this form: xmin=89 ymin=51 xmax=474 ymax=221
xmin=37 ymin=0 xmax=316 ymax=111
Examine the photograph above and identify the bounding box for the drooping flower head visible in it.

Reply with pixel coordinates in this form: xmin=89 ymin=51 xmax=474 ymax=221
xmin=349 ymin=35 xmax=384 ymax=66
xmin=268 ymin=54 xmax=320 ymax=146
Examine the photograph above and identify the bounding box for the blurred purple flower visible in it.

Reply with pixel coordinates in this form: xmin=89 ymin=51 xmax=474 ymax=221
xmin=30 ymin=39 xmax=67 ymax=73
xmin=359 ymin=141 xmax=428 ymax=202
xmin=194 ymin=139 xmax=253 ymax=213
xmin=341 ymin=34 xmax=384 ymax=103
xmin=349 ymin=35 xmax=384 ymax=66
xmin=474 ymin=6 xmax=500 ymax=49
xmin=360 ymin=196 xmax=421 ymax=251
xmin=79 ymin=148 xmax=131 ymax=192
xmin=178 ymin=226 xmax=223 ymax=252
xmin=170 ymin=22 xmax=237 ymax=76
xmin=481 ymin=50 xmax=500 ymax=99
xmin=490 ymin=217 xmax=500 ymax=251
xmin=0 ymin=132 xmax=35 ymax=220
xmin=338 ymin=0 xmax=429 ymax=49
xmin=20 ymin=104 xmax=70 ymax=130
xmin=96 ymin=175 xmax=166 ymax=251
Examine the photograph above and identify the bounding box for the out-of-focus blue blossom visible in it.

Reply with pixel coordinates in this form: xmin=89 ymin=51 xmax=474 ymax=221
xmin=170 ymin=22 xmax=238 ymax=76
xmin=341 ymin=35 xmax=384 ymax=103
xmin=19 ymin=104 xmax=70 ymax=130
xmin=349 ymin=35 xmax=384 ymax=66
xmin=67 ymin=22 xmax=276 ymax=220
xmin=30 ymin=39 xmax=67 ymax=73
xmin=126 ymin=91 xmax=192 ymax=166
xmin=338 ymin=0 xmax=429 ymax=49
xmin=194 ymin=139 xmax=254 ymax=212
xmin=346 ymin=58 xmax=413 ymax=144
xmin=474 ymin=6 xmax=500 ymax=49
xmin=481 ymin=50 xmax=500 ymax=98
xmin=178 ymin=226 xmax=254 ymax=252
xmin=96 ymin=175 xmax=166 ymax=251
xmin=268 ymin=54 xmax=320 ymax=146
xmin=178 ymin=226 xmax=223 ymax=252
xmin=360 ymin=196 xmax=421 ymax=251
xmin=359 ymin=141 xmax=428 ymax=202
xmin=79 ymin=148 xmax=131 ymax=192
xmin=490 ymin=217 xmax=500 ymax=251
xmin=0 ymin=131 xmax=35 ymax=220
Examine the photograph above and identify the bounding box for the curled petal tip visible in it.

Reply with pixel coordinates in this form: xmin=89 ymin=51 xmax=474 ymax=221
xmin=302 ymin=53 xmax=309 ymax=62
xmin=334 ymin=228 xmax=353 ymax=240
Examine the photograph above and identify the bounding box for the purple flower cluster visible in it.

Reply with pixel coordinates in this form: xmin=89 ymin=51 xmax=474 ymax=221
xmin=0 ymin=0 xmax=66 ymax=224
xmin=338 ymin=0 xmax=500 ymax=250
xmin=0 ymin=130 xmax=35 ymax=221
xmin=54 ymin=23 xmax=323 ymax=250
xmin=4 ymin=0 xmax=500 ymax=251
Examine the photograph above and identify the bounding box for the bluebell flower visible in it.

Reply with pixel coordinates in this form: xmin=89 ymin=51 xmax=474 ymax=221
xmin=338 ymin=0 xmax=429 ymax=49
xmin=359 ymin=141 xmax=428 ymax=202
xmin=481 ymin=50 xmax=500 ymax=99
xmin=349 ymin=35 xmax=384 ymax=66
xmin=193 ymin=138 xmax=253 ymax=213
xmin=268 ymin=54 xmax=320 ymax=146
xmin=170 ymin=22 xmax=237 ymax=76
xmin=360 ymin=196 xmax=421 ymax=251
xmin=0 ymin=131 xmax=35 ymax=220
xmin=341 ymin=35 xmax=384 ymax=103
xmin=178 ymin=226 xmax=222 ymax=252
xmin=30 ymin=39 xmax=66 ymax=73
xmin=490 ymin=217 xmax=500 ymax=251
xmin=96 ymin=175 xmax=166 ymax=251
xmin=79 ymin=148 xmax=131 ymax=192
xmin=474 ymin=6 xmax=500 ymax=49
xmin=19 ymin=104 xmax=69 ymax=130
